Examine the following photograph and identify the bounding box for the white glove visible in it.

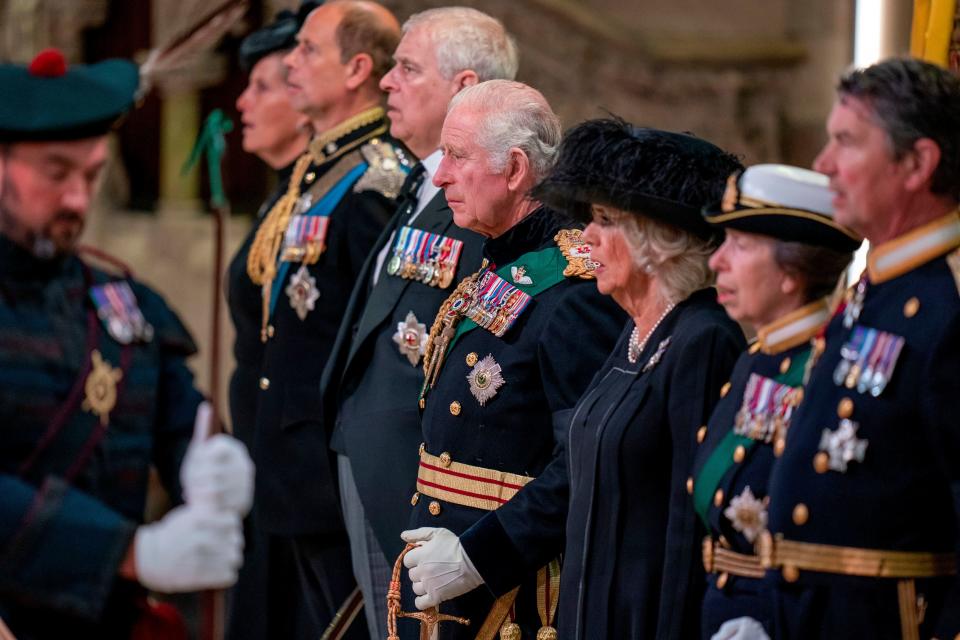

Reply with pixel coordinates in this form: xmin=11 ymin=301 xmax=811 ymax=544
xmin=401 ymin=527 xmax=484 ymax=610
xmin=711 ymin=617 xmax=771 ymax=640
xmin=134 ymin=504 xmax=243 ymax=593
xmin=180 ymin=403 xmax=255 ymax=515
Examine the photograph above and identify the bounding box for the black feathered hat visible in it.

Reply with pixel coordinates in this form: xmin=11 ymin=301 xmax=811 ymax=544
xmin=0 ymin=49 xmax=137 ymax=142
xmin=703 ymin=164 xmax=862 ymax=252
xmin=532 ymin=118 xmax=742 ymax=244
xmin=239 ymin=1 xmax=322 ymax=71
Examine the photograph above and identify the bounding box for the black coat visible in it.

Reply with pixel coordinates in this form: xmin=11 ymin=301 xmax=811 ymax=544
xmin=560 ymin=289 xmax=744 ymax=640
xmin=410 ymin=207 xmax=627 ymax=640
xmin=243 ymin=117 xmax=407 ymax=535
xmin=322 ymin=187 xmax=484 ymax=561
xmin=765 ymin=214 xmax=960 ymax=640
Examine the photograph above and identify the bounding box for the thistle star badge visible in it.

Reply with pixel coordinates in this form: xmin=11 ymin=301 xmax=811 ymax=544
xmin=466 ymin=354 xmax=505 ymax=406
xmin=393 ymin=311 xmax=427 ymax=366
xmin=511 ymin=265 xmax=533 ymax=285
xmin=818 ymin=418 xmax=869 ymax=473
xmin=82 ymin=350 xmax=123 ymax=426
xmin=286 ymin=264 xmax=320 ymax=321
xmin=723 ymin=486 xmax=768 ymax=543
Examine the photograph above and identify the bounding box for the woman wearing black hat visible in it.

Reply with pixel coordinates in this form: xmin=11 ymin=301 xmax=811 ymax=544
xmin=692 ymin=165 xmax=860 ymax=640
xmin=224 ymin=4 xmax=319 ymax=639
xmin=532 ymin=119 xmax=746 ymax=639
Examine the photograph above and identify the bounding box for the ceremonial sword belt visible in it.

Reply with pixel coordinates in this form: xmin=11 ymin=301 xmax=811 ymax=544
xmin=757 ymin=532 xmax=958 ymax=578
xmin=412 ymin=449 xmax=559 ymax=640
xmin=702 ymin=537 xmax=765 ymax=579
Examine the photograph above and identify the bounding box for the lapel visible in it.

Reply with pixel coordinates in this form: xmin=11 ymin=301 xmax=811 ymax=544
xmin=345 ymin=190 xmax=455 ymax=368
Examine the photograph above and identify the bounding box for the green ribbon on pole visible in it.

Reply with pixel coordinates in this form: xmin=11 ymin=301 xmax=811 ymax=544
xmin=182 ymin=108 xmax=234 ymax=208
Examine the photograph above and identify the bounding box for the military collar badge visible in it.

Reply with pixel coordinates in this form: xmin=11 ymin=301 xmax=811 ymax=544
xmin=82 ymin=349 xmax=123 ymax=426
xmin=393 ymin=311 xmax=428 ymax=366
xmin=818 ymin=418 xmax=868 ymax=473
xmin=386 ymin=225 xmax=464 ymax=289
xmin=723 ymin=486 xmax=768 ymax=543
xmin=554 ymin=229 xmax=599 ymax=279
xmin=832 ymin=325 xmax=904 ymax=396
xmin=734 ymin=373 xmax=798 ymax=443
xmin=466 ymin=354 xmax=505 ymax=406
xmin=285 ymin=264 xmax=320 ymax=320
xmin=89 ymin=281 xmax=153 ymax=345
xmin=511 ymin=265 xmax=533 ymax=285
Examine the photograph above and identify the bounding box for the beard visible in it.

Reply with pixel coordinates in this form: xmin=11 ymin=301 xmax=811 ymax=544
xmin=0 ymin=177 xmax=84 ymax=259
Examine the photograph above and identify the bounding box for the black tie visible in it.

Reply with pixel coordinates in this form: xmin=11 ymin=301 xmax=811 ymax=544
xmin=397 ymin=162 xmax=427 ymax=216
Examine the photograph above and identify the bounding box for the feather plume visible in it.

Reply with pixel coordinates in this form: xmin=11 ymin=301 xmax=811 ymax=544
xmin=139 ymin=0 xmax=249 ymax=95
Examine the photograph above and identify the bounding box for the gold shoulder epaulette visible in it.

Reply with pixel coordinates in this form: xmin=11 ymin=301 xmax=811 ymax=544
xmin=554 ymin=229 xmax=597 ymax=280
xmin=353 ymin=138 xmax=408 ymax=199
xmin=946 ymin=247 xmax=960 ymax=296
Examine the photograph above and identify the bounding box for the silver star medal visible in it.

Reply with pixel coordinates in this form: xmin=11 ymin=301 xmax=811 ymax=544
xmin=393 ymin=311 xmax=427 ymax=366
xmin=723 ymin=486 xmax=768 ymax=543
xmin=467 ymin=354 xmax=505 ymax=406
xmin=511 ymin=265 xmax=533 ymax=285
xmin=285 ymin=264 xmax=320 ymax=320
xmin=818 ymin=418 xmax=869 ymax=472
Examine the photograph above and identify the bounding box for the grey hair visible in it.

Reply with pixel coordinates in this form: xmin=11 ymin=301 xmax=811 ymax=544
xmin=617 ymin=212 xmax=714 ymax=304
xmin=403 ymin=7 xmax=519 ymax=82
xmin=447 ymin=80 xmax=561 ymax=182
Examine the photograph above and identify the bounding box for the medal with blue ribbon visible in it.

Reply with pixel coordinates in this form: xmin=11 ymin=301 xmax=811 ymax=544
xmin=832 ymin=325 xmax=904 ymax=396
xmin=89 ymin=281 xmax=154 ymax=345
xmin=386 ymin=225 xmax=464 ymax=288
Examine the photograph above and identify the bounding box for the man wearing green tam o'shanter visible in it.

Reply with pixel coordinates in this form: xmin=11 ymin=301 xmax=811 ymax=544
xmin=0 ymin=49 xmax=254 ymax=639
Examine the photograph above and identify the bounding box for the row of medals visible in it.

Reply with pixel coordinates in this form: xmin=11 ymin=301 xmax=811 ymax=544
xmin=387 ymin=253 xmax=454 ymax=289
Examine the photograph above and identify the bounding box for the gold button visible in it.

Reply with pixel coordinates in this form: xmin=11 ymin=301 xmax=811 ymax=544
xmin=733 ymin=445 xmax=746 ymax=463
xmin=697 ymin=426 xmax=707 ymax=444
xmin=774 ymin=438 xmax=786 ymax=457
xmin=428 ymin=500 xmax=441 ymax=516
xmin=782 ymin=565 xmax=800 ymax=582
xmin=686 ymin=477 xmax=694 ymax=495
xmin=266 ymin=324 xmax=275 ymax=338
xmin=466 ymin=352 xmax=479 ymax=367
xmin=792 ymin=503 xmax=809 ymax=526
xmin=837 ymin=397 xmax=854 ymax=419
xmin=780 ymin=357 xmax=791 ymax=374
xmin=410 ymin=492 xmax=420 ymax=506
xmin=720 ymin=382 xmax=731 ymax=398
xmin=305 ymin=171 xmax=316 ymax=183
xmin=449 ymin=401 xmax=461 ymax=416
xmin=813 ymin=452 xmax=830 ymax=474
xmin=418 ymin=442 xmax=425 ymax=456
xmin=903 ymin=296 xmax=920 ymax=318
xmin=439 ymin=452 xmax=452 ymax=468
xmin=259 ymin=377 xmax=270 ymax=390
xmin=716 ymin=572 xmax=729 ymax=589
xmin=713 ymin=489 xmax=724 ymax=507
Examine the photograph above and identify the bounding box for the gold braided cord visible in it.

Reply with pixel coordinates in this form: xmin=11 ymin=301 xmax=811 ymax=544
xmin=421 ymin=270 xmax=481 ymax=383
xmin=246 ymin=153 xmax=312 ymax=286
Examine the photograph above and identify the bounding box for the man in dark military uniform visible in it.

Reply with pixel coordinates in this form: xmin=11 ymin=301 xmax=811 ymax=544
xmin=393 ymin=81 xmax=625 ymax=640
xmin=320 ymin=8 xmax=517 ymax=637
xmin=0 ymin=50 xmax=253 ymax=639
xmin=761 ymin=58 xmax=960 ymax=640
xmin=239 ymin=1 xmax=407 ymax=637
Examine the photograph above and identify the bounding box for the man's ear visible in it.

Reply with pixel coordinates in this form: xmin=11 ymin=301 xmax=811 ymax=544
xmin=901 ymin=137 xmax=942 ymax=193
xmin=344 ymin=53 xmax=374 ymax=90
xmin=505 ymin=147 xmax=531 ymax=192
xmin=452 ymin=69 xmax=479 ymax=91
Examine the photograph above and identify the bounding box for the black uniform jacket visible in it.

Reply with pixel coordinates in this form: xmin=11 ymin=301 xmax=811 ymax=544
xmin=690 ymin=300 xmax=827 ymax=639
xmin=765 ymin=211 xmax=960 ymax=640
xmin=0 ymin=235 xmax=202 ymax=639
xmin=322 ymin=185 xmax=484 ymax=561
xmin=559 ymin=289 xmax=744 ymax=640
xmin=409 ymin=207 xmax=626 ymax=639
xmin=248 ymin=115 xmax=406 ymax=535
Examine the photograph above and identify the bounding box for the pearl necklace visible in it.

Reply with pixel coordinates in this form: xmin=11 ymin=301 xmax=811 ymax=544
xmin=627 ymin=303 xmax=676 ymax=364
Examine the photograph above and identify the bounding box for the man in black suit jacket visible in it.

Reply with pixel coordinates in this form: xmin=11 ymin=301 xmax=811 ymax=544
xmin=320 ymin=8 xmax=519 ymax=638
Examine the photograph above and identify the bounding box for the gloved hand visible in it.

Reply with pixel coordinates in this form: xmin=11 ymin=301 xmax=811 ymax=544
xmin=134 ymin=503 xmax=243 ymax=593
xmin=711 ymin=617 xmax=771 ymax=640
xmin=180 ymin=402 xmax=255 ymax=515
xmin=401 ymin=527 xmax=484 ymax=610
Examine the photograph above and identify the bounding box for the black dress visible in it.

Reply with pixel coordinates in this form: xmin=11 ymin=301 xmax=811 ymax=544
xmin=560 ymin=289 xmax=744 ymax=640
